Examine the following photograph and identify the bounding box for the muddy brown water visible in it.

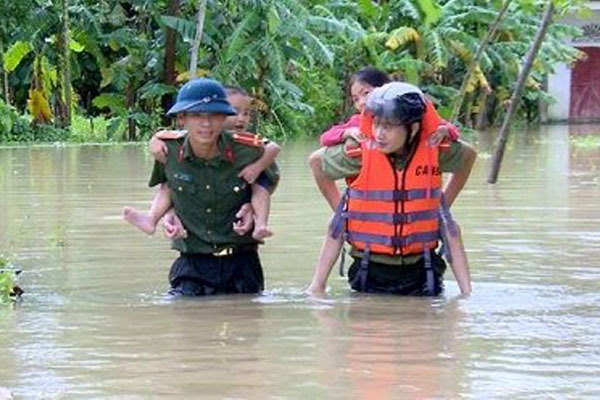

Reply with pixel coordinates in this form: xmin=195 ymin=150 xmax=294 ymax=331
xmin=1 ymin=125 xmax=599 ymax=399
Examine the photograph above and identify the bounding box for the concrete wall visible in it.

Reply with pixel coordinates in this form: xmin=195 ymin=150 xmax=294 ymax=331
xmin=548 ymin=63 xmax=572 ymax=121
xmin=547 ymin=4 xmax=600 ymax=122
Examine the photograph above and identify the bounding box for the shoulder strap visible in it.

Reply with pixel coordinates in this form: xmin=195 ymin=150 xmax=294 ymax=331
xmin=154 ymin=130 xmax=186 ymax=140
xmin=232 ymin=131 xmax=264 ymax=148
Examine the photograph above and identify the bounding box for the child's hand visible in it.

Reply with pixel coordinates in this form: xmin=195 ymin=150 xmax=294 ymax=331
xmin=238 ymin=162 xmax=262 ymax=184
xmin=342 ymin=127 xmax=362 ymax=142
xmin=149 ymin=135 xmax=169 ymax=163
xmin=233 ymin=203 xmax=254 ymax=235
xmin=163 ymin=212 xmax=187 ymax=239
xmin=429 ymin=125 xmax=450 ymax=147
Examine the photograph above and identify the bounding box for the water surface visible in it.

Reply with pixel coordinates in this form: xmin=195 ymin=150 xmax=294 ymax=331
xmin=1 ymin=125 xmax=599 ymax=399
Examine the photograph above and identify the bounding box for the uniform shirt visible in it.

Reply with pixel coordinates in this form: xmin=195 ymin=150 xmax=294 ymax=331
xmin=322 ymin=138 xmax=468 ymax=265
xmin=149 ymin=131 xmax=279 ymax=254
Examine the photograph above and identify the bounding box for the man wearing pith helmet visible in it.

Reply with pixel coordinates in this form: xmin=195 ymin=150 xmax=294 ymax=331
xmin=149 ymin=78 xmax=279 ymax=296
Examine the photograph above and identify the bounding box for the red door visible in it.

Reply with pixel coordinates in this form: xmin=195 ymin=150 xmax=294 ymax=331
xmin=570 ymin=46 xmax=600 ymax=121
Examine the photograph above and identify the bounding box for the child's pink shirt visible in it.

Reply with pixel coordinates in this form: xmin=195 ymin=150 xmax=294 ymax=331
xmin=319 ymin=114 xmax=361 ymax=146
xmin=319 ymin=114 xmax=461 ymax=146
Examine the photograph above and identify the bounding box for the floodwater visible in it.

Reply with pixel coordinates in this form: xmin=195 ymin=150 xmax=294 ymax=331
xmin=0 ymin=125 xmax=599 ymax=399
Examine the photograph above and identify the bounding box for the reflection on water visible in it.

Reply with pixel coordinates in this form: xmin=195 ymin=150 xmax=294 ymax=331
xmin=1 ymin=125 xmax=600 ymax=398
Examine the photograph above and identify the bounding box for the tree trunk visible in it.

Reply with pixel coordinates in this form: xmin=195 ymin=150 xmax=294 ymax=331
xmin=128 ymin=117 xmax=136 ymax=140
xmin=162 ymin=0 xmax=178 ymax=116
xmin=538 ymin=75 xmax=549 ymax=124
xmin=61 ymin=0 xmax=72 ymax=127
xmin=488 ymin=1 xmax=554 ymax=184
xmin=450 ymin=0 xmax=513 ymax=121
xmin=189 ymin=0 xmax=207 ymax=79
xmin=126 ymin=83 xmax=136 ymax=141
xmin=463 ymin=91 xmax=475 ymax=128
xmin=2 ymin=69 xmax=8 ymax=105
xmin=0 ymin=37 xmax=9 ymax=105
xmin=475 ymin=91 xmax=490 ymax=131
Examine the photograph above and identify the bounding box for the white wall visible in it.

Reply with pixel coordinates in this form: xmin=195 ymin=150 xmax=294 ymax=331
xmin=547 ymin=6 xmax=600 ymax=121
xmin=548 ymin=63 xmax=572 ymax=121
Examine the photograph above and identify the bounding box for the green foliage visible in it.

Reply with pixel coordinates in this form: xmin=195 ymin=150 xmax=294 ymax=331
xmin=92 ymin=94 xmax=127 ymax=115
xmin=161 ymin=15 xmax=197 ymax=43
xmin=0 ymin=0 xmax=589 ymax=142
xmin=69 ymin=114 xmax=110 ymax=142
xmin=3 ymin=41 xmax=33 ymax=73
xmin=570 ymin=135 xmax=600 ymax=149
xmin=0 ymin=256 xmax=21 ymax=303
xmin=0 ymin=99 xmax=35 ymax=142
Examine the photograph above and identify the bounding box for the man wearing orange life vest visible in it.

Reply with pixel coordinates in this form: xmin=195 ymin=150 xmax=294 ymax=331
xmin=307 ymin=82 xmax=476 ymax=296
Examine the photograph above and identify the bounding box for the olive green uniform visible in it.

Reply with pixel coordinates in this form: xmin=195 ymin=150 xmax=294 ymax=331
xmin=149 ymin=131 xmax=279 ymax=295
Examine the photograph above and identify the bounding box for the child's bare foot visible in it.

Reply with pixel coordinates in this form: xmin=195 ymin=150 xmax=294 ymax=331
xmin=123 ymin=206 xmax=157 ymax=235
xmin=252 ymin=225 xmax=273 ymax=241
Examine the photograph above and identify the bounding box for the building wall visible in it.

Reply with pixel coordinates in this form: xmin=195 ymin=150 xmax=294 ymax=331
xmin=547 ymin=5 xmax=600 ymax=122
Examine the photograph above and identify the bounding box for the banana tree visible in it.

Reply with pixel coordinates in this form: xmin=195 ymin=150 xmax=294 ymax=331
xmin=0 ymin=0 xmax=89 ymax=127
xmin=450 ymin=0 xmax=513 ymax=121
xmin=161 ymin=0 xmax=359 ymax=136
xmin=189 ymin=0 xmax=207 ymax=78
xmin=488 ymin=0 xmax=588 ymax=183
xmin=59 ymin=0 xmax=72 ymax=127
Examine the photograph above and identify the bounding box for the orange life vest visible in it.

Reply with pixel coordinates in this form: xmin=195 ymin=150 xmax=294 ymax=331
xmin=344 ymin=101 xmax=443 ymax=257
xmin=345 ymin=139 xmax=442 ymax=256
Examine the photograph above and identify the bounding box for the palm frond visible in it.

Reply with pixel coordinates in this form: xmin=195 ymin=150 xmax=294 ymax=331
xmin=479 ymin=51 xmax=493 ymax=71
xmin=223 ymin=13 xmax=260 ymax=63
xmin=264 ymin=40 xmax=286 ymax=85
xmin=277 ymin=0 xmax=310 ymax=20
xmin=3 ymin=41 xmax=33 ymax=73
xmin=275 ymin=3 xmax=307 ymax=37
xmin=307 ymin=16 xmax=364 ymax=39
xmin=395 ymin=0 xmax=423 ymax=22
xmin=70 ymin=3 xmax=102 ymax=37
xmin=160 ymin=15 xmax=196 ymax=43
xmin=418 ymin=0 xmax=442 ymax=26
xmin=386 ymin=26 xmax=420 ymax=51
xmin=301 ymin=31 xmax=334 ymax=66
xmin=440 ymin=28 xmax=479 ymax=54
xmin=447 ymin=39 xmax=472 ymax=63
xmin=357 ymin=0 xmax=379 ymax=19
xmin=40 ymin=56 xmax=57 ymax=99
xmin=385 ymin=54 xmax=431 ymax=76
xmin=440 ymin=0 xmax=466 ymax=15
xmin=423 ymin=29 xmax=447 ymax=69
xmin=73 ymin=29 xmax=106 ymax=69
xmin=423 ymin=84 xmax=459 ymax=105
xmin=444 ymin=8 xmax=498 ymax=26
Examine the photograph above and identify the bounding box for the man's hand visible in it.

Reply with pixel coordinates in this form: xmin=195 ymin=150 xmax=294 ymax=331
xmin=238 ymin=162 xmax=263 ymax=184
xmin=150 ymin=135 xmax=169 ymax=163
xmin=163 ymin=210 xmax=187 ymax=239
xmin=233 ymin=203 xmax=254 ymax=235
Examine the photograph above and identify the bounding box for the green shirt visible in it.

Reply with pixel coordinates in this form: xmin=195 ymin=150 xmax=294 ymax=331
xmin=322 ymin=138 xmax=467 ymax=181
xmin=149 ymin=131 xmax=280 ymax=254
xmin=322 ymin=138 xmax=469 ymax=266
